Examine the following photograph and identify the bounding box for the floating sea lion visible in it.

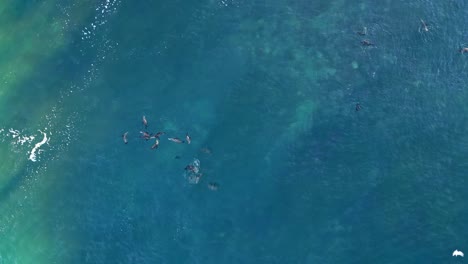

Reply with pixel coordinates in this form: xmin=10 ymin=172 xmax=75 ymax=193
xmin=151 ymin=138 xmax=159 ymax=149
xmin=142 ymin=115 xmax=148 ymax=129
xmin=361 ymin=39 xmax=374 ymax=46
xmin=420 ymin=19 xmax=429 ymax=32
xmin=168 ymin=137 xmax=184 ymax=143
xmin=153 ymin=131 xmax=165 ymax=139
xmin=208 ymin=182 xmax=219 ymax=191
xmin=188 ymin=173 xmax=202 ymax=184
xmin=122 ymin=132 xmax=128 ymax=144
xmin=140 ymin=131 xmax=151 ymax=141
xmin=355 ymin=103 xmax=361 ymax=111
xmin=357 ymin=27 xmax=367 ymax=36
xmin=185 ymin=165 xmax=196 ymax=172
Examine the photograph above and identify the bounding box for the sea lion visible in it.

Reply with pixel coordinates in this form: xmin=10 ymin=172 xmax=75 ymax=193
xmin=420 ymin=19 xmax=429 ymax=32
xmin=208 ymin=182 xmax=219 ymax=191
xmin=355 ymin=103 xmax=361 ymax=111
xmin=122 ymin=132 xmax=128 ymax=144
xmin=142 ymin=115 xmax=148 ymax=129
xmin=168 ymin=137 xmax=184 ymax=143
xmin=151 ymin=138 xmax=159 ymax=149
xmin=140 ymin=131 xmax=151 ymax=141
xmin=361 ymin=39 xmax=374 ymax=46
xmin=357 ymin=27 xmax=367 ymax=36
xmin=153 ymin=131 xmax=165 ymax=139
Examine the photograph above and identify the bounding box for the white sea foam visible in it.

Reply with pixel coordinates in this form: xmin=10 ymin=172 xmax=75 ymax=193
xmin=81 ymin=0 xmax=120 ymax=40
xmin=185 ymin=158 xmax=202 ymax=184
xmin=17 ymin=135 xmax=35 ymax=146
xmin=28 ymin=130 xmax=48 ymax=162
xmin=7 ymin=128 xmax=35 ymax=145
xmin=9 ymin=128 xmax=20 ymax=138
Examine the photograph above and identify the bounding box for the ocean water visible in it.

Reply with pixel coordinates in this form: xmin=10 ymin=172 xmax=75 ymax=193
xmin=0 ymin=0 xmax=468 ymax=263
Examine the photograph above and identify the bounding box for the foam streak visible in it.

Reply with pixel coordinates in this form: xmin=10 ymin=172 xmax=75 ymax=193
xmin=28 ymin=130 xmax=48 ymax=162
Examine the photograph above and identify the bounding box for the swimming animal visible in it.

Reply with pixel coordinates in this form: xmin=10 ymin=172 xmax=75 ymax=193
xmin=142 ymin=115 xmax=148 ymax=128
xmin=122 ymin=132 xmax=129 ymax=144
xmin=355 ymin=103 xmax=361 ymax=111
xmin=140 ymin=131 xmax=151 ymax=141
xmin=420 ymin=19 xmax=429 ymax=32
xmin=185 ymin=165 xmax=196 ymax=172
xmin=168 ymin=137 xmax=184 ymax=143
xmin=357 ymin=27 xmax=367 ymax=36
xmin=186 ymin=133 xmax=191 ymax=144
xmin=153 ymin=131 xmax=165 ymax=139
xmin=151 ymin=138 xmax=159 ymax=149
xmin=361 ymin=39 xmax=374 ymax=46
xmin=208 ymin=182 xmax=219 ymax=191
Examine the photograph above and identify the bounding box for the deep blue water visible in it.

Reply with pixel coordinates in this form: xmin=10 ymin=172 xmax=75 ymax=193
xmin=0 ymin=0 xmax=468 ymax=263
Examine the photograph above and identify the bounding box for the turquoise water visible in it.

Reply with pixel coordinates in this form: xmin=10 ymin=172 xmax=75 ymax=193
xmin=0 ymin=0 xmax=468 ymax=263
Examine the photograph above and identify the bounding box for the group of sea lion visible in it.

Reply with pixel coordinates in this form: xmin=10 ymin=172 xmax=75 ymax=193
xmin=122 ymin=115 xmax=219 ymax=191
xmin=358 ymin=19 xmax=468 ymax=52
xmin=122 ymin=115 xmax=190 ymax=147
xmin=354 ymin=19 xmax=468 ymax=112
